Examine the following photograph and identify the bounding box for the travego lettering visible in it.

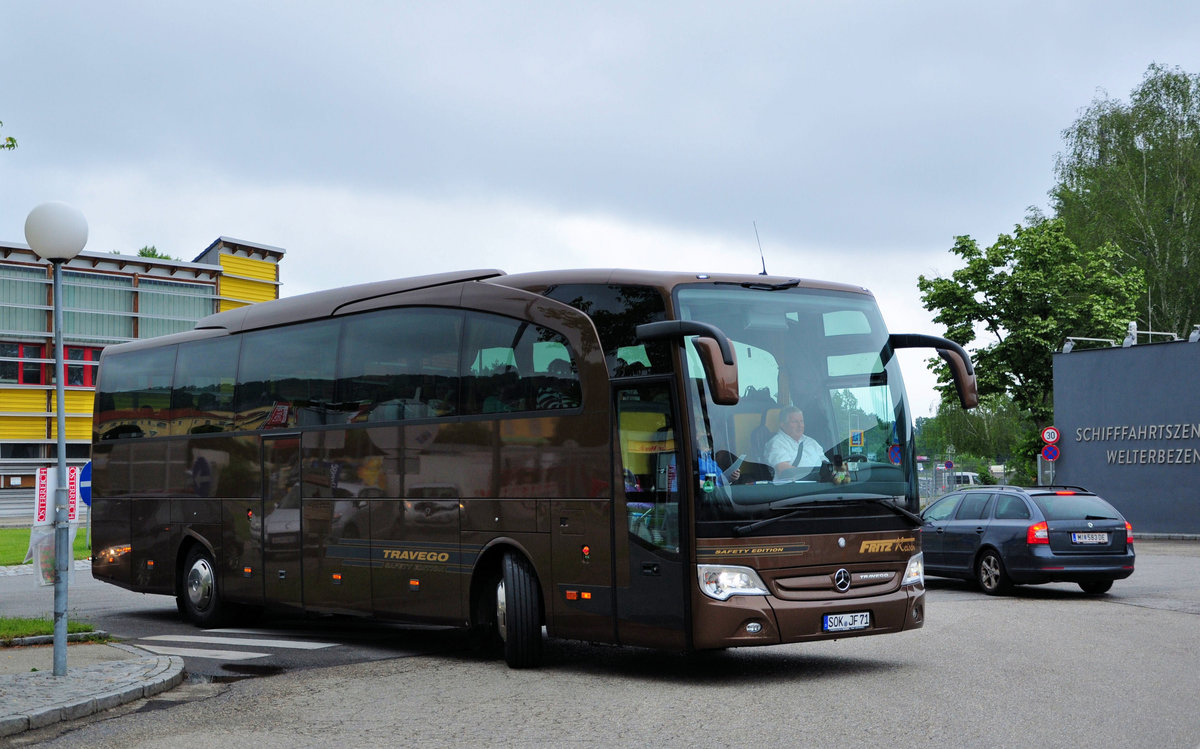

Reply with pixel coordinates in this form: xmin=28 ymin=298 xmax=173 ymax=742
xmin=381 ymin=549 xmax=451 ymax=562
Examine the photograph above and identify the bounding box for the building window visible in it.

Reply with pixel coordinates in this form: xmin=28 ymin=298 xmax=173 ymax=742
xmin=0 ymin=266 xmax=48 ymax=334
xmin=0 ymin=342 xmax=45 ymax=385
xmin=138 ymin=280 xmax=216 ymax=338
xmin=63 ymin=271 xmax=134 ymax=342
xmin=1 ymin=443 xmax=44 ymax=460
xmin=64 ymin=346 xmax=102 ymax=387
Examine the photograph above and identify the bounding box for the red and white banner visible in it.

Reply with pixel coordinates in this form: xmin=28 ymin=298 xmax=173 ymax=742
xmin=27 ymin=466 xmax=81 ymax=586
xmin=33 ymin=466 xmax=80 ymax=527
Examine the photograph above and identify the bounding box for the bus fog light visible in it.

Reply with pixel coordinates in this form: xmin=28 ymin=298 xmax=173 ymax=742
xmin=901 ymin=552 xmax=924 ymax=587
xmin=746 ymin=621 xmax=763 ymax=634
xmin=698 ymin=564 xmax=769 ymax=601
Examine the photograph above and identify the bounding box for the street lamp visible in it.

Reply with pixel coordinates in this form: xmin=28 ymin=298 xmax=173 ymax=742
xmin=24 ymin=202 xmax=88 ymax=677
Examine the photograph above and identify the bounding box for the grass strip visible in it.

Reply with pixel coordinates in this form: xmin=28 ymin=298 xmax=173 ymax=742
xmin=0 ymin=528 xmax=91 ymax=567
xmin=0 ymin=616 xmax=97 ymax=644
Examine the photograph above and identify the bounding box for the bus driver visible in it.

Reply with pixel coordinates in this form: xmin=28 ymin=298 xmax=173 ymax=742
xmin=764 ymin=406 xmax=825 ymax=478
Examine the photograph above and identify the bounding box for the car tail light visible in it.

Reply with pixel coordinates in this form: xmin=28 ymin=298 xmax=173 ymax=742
xmin=1125 ymin=521 xmax=1134 ymax=545
xmin=1027 ymin=521 xmax=1049 ymax=545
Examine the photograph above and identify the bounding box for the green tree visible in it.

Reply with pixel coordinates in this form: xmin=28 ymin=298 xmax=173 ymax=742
xmin=917 ymin=396 xmax=1033 ymax=483
xmin=918 ymin=219 xmax=1143 ymax=468
xmin=931 ymin=394 xmax=1030 ymax=465
xmin=1053 ymin=63 xmax=1200 ymax=336
xmin=1 ymin=120 xmax=15 ymax=151
xmin=136 ymin=245 xmax=178 ymax=260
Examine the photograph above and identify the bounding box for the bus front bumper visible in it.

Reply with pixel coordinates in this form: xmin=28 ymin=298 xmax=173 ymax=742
xmin=691 ymin=584 xmax=925 ymax=651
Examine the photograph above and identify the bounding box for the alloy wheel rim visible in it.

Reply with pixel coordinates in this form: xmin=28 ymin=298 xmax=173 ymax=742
xmin=981 ymin=556 xmax=999 ymax=590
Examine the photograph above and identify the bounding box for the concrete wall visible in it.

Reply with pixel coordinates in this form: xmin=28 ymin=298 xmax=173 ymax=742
xmin=1052 ymin=341 xmax=1200 ymax=535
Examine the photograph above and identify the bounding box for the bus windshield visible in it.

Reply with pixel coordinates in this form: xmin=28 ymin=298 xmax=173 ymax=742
xmin=676 ymin=284 xmax=913 ymax=521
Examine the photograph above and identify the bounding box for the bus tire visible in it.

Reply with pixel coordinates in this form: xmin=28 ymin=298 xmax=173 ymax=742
xmin=179 ymin=544 xmax=225 ymax=627
xmin=499 ymin=552 xmax=543 ymax=668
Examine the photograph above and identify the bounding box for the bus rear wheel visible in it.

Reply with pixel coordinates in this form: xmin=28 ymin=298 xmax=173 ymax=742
xmin=496 ymin=552 xmax=543 ymax=668
xmin=179 ymin=545 xmax=225 ymax=627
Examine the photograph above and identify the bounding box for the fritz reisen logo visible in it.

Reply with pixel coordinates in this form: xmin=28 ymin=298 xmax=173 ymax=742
xmin=860 ymin=537 xmax=917 ymax=553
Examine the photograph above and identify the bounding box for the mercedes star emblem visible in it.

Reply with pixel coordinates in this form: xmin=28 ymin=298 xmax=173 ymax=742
xmin=834 ymin=568 xmax=851 ymax=592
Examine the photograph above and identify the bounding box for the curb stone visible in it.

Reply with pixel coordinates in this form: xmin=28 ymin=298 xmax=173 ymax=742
xmin=0 ymin=642 xmax=185 ymax=738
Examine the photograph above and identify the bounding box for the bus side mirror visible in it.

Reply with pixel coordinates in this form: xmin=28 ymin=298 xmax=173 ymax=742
xmin=690 ymin=337 xmax=739 ymax=405
xmin=888 ymin=333 xmax=979 ymax=410
xmin=936 ymin=348 xmax=979 ymax=409
xmin=635 ymin=320 xmax=740 ymax=406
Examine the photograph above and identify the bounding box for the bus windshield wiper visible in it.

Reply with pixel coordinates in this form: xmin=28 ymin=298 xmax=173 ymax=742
xmin=733 ymin=508 xmax=809 ymax=537
xmin=734 ymin=494 xmax=922 ymax=536
xmin=713 ymin=279 xmax=802 ymax=291
xmin=854 ymin=496 xmax=923 ymax=525
xmin=733 ymin=496 xmax=828 ymax=536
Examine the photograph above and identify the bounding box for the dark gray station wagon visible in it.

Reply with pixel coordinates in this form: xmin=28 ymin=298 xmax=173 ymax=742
xmin=920 ymin=486 xmax=1135 ymax=595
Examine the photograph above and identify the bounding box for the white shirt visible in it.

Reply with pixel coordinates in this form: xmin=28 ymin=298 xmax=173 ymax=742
xmin=764 ymin=431 xmax=825 ymax=469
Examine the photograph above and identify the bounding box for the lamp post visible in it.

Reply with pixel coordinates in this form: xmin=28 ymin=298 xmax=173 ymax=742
xmin=25 ymin=202 xmax=88 ymax=677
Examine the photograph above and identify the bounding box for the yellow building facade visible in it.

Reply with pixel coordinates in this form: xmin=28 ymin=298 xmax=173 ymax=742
xmin=0 ymin=236 xmax=283 ymax=490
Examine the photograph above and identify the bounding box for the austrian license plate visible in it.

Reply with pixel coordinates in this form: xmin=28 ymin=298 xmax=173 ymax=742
xmin=1072 ymin=532 xmax=1109 ymax=544
xmin=823 ymin=611 xmax=871 ymax=632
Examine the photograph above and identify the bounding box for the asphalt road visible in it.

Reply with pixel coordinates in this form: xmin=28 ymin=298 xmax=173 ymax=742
xmin=4 ymin=540 xmax=1199 ymax=747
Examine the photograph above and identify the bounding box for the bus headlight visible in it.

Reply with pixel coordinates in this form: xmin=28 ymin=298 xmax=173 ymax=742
xmin=901 ymin=552 xmax=924 ymax=587
xmin=697 ymin=564 xmax=770 ymax=601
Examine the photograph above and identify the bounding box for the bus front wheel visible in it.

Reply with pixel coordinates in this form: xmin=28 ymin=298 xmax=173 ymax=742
xmin=496 ymin=552 xmax=543 ymax=668
xmin=179 ymin=545 xmax=225 ymax=627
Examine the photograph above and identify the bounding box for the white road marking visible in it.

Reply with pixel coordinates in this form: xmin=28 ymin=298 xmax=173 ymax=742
xmin=136 ymin=644 xmax=271 ymax=661
xmin=142 ymin=634 xmax=336 ymax=649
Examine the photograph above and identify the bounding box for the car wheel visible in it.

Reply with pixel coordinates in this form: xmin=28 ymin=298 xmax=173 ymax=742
xmin=1079 ymin=580 xmax=1114 ymax=595
xmin=179 ymin=544 xmax=226 ymax=627
xmin=498 ymin=552 xmax=543 ymax=668
xmin=975 ymin=549 xmax=1012 ymax=595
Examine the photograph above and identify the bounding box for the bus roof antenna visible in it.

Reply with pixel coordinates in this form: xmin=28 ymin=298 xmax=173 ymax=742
xmin=753 ymin=221 xmax=768 ymax=275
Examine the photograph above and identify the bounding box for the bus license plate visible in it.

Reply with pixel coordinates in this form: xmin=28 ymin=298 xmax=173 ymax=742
xmin=1072 ymin=532 xmax=1109 ymax=544
xmin=823 ymin=612 xmax=870 ymax=632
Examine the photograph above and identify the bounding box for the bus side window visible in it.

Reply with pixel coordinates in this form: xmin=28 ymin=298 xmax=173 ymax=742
xmin=461 ymin=313 xmax=581 ymax=415
xmin=95 ymin=345 xmax=178 ymax=440
xmin=236 ymin=320 xmax=339 ymax=430
xmin=617 ymin=383 xmax=679 ymax=553
xmin=171 ymin=337 xmax=239 ymax=435
xmin=337 ymin=308 xmax=462 ymax=421
xmin=530 ymin=339 xmax=581 ymax=410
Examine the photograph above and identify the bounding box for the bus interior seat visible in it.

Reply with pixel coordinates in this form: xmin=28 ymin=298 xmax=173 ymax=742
xmin=748 ymin=408 xmax=781 ymax=462
xmin=792 ymin=397 xmax=833 ymax=457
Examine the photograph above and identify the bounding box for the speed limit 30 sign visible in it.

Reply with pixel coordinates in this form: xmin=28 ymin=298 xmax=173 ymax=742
xmin=1041 ymin=426 xmax=1060 ymax=444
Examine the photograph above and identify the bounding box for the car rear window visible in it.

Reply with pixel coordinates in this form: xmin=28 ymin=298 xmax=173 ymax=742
xmin=1030 ymin=493 xmax=1120 ymax=521
xmin=955 ymin=492 xmax=992 ymax=520
xmin=994 ymin=494 xmax=1031 ymax=520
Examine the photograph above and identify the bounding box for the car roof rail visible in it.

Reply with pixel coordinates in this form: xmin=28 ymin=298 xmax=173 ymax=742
xmin=1029 ymin=485 xmax=1091 ymax=493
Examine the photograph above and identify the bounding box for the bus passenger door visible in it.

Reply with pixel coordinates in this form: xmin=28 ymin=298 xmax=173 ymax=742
xmin=613 ymin=380 xmax=687 ymax=649
xmin=262 ymin=435 xmax=303 ymax=609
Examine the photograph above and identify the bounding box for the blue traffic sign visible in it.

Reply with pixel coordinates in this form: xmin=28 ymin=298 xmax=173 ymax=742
xmin=1041 ymin=444 xmax=1060 ymax=462
xmin=889 ymin=444 xmax=902 ymax=465
xmin=79 ymin=460 xmax=92 ymax=506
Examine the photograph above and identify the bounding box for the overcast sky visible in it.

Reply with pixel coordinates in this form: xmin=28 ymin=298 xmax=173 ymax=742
xmin=5 ymin=2 xmax=1200 ymax=416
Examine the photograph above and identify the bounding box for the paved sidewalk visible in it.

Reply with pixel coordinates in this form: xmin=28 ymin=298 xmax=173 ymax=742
xmin=0 ymin=641 xmax=185 ymax=738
